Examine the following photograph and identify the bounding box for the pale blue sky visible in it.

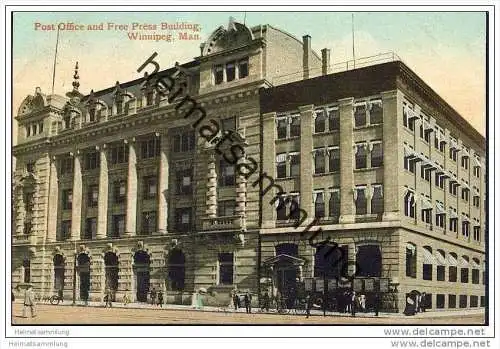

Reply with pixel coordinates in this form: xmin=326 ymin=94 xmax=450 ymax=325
xmin=13 ymin=11 xmax=486 ymax=134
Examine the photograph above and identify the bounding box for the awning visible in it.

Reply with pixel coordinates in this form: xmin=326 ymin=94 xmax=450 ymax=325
xmin=471 ymin=258 xmax=481 ymax=269
xmin=435 ymin=251 xmax=447 ymax=266
xmin=420 ymin=196 xmax=433 ymax=210
xmin=447 ymin=254 xmax=458 ymax=266
xmin=461 ymin=148 xmax=470 ymax=157
xmin=405 ymin=106 xmax=419 ymax=120
xmin=462 ymin=215 xmax=470 ymax=223
xmin=449 ymin=209 xmax=458 ymax=219
xmin=459 ymin=256 xmax=470 ymax=268
xmin=461 ymin=181 xmax=470 ymax=190
xmin=435 ymin=202 xmax=445 ymax=214
xmin=421 ymin=159 xmax=437 ymax=171
xmin=473 ymin=156 xmax=482 ymax=168
xmin=422 ymin=248 xmax=436 ymax=264
xmin=276 ymin=153 xmax=287 ymax=163
xmin=263 ymin=254 xmax=306 ymax=267
xmin=450 ymin=139 xmax=459 ymax=150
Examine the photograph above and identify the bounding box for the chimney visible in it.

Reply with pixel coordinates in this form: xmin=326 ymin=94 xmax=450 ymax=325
xmin=321 ymin=48 xmax=331 ymax=75
xmin=302 ymin=35 xmax=311 ymax=80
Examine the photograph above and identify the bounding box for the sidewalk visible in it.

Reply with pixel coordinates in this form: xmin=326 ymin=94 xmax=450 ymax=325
xmin=17 ymin=300 xmax=484 ymax=319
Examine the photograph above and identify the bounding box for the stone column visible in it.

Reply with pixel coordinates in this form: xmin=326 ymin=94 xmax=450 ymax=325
xmin=235 ymin=155 xmax=247 ymax=230
xmin=125 ymin=139 xmax=137 ymax=236
xmin=299 ymin=104 xmax=314 ymax=226
xmin=206 ymin=152 xmax=217 ymax=218
xmin=339 ymin=98 xmax=355 ymax=224
xmin=157 ymin=133 xmax=169 ymax=233
xmin=46 ymin=156 xmax=58 ymax=242
xmin=261 ymin=112 xmax=277 ymax=228
xmin=97 ymin=145 xmax=108 ymax=239
xmin=71 ymin=151 xmax=82 ymax=240
xmin=381 ymin=90 xmax=400 ymax=221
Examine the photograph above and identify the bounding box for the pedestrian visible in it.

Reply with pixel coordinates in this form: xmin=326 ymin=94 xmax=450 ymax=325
xmin=105 ymin=288 xmax=113 ymax=308
xmin=374 ymin=293 xmax=380 ymax=316
xmin=244 ymin=291 xmax=252 ymax=314
xmin=150 ymin=287 xmax=157 ymax=306
xmin=157 ymin=290 xmax=163 ymax=307
xmin=23 ymin=284 xmax=36 ymax=318
xmin=262 ymin=291 xmax=270 ymax=312
xmin=123 ymin=289 xmax=130 ymax=306
xmin=232 ymin=288 xmax=239 ymax=311
xmin=420 ymin=292 xmax=427 ymax=312
xmin=305 ymin=294 xmax=311 ymax=318
xmin=58 ymin=288 xmax=64 ymax=303
xmin=359 ymin=294 xmax=366 ymax=312
xmin=350 ymin=291 xmax=356 ymax=317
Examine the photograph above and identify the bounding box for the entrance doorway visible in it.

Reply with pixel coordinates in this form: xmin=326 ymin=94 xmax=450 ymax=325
xmin=104 ymin=252 xmax=119 ymax=301
xmin=356 ymin=244 xmax=382 ymax=277
xmin=276 ymin=266 xmax=298 ymax=308
xmin=77 ymin=253 xmax=91 ymax=302
xmin=53 ymin=254 xmax=65 ymax=293
xmin=133 ymin=250 xmax=150 ymax=302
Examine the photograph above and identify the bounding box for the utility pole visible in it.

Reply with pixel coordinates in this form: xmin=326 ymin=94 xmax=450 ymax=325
xmin=72 ymin=240 xmax=77 ymax=305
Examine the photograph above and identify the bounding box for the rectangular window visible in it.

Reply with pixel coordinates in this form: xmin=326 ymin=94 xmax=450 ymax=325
xmin=314 ymin=149 xmax=325 ymax=174
xmin=60 ymin=157 xmax=73 ymax=175
xmin=355 ymin=143 xmax=367 ymax=169
xmin=422 ymin=264 xmax=433 ymax=280
xmin=60 ymin=220 xmax=71 ymax=240
xmin=114 ymin=180 xmax=126 ymax=204
xmin=461 ymin=268 xmax=469 ymax=283
xmin=437 ymin=266 xmax=445 ymax=281
xmin=175 ymin=208 xmax=192 ymax=231
xmin=355 ymin=186 xmax=367 ymax=215
xmin=111 ymin=215 xmax=125 ymax=238
xmin=290 ymin=152 xmax=300 ymax=177
xmin=472 ymin=269 xmax=480 ymax=284
xmin=226 ymin=61 xmax=236 ymax=82
xmin=449 ymin=217 xmax=458 ymax=233
xmin=435 ymin=173 xmax=445 ymax=189
xmin=421 ymin=209 xmax=432 ymax=224
xmin=449 ymin=182 xmax=458 ymax=196
xmin=110 ymin=144 xmax=129 ymax=165
xmin=314 ymin=109 xmax=326 ymax=133
xmin=222 ymin=116 xmax=236 ymax=132
xmin=314 ymin=192 xmax=325 ymax=218
xmin=448 ymin=295 xmax=456 ymax=308
xmin=370 ymin=142 xmax=383 ymax=167
xmin=436 ymin=214 xmax=445 ymax=228
xmin=218 ymin=253 xmax=234 ymax=285
xmin=87 ymin=185 xmax=99 ymax=208
xmin=405 ymin=244 xmax=417 ymax=278
xmin=176 ymin=169 xmax=193 ymax=195
xmin=328 ymin=107 xmax=340 ymax=131
xmin=421 ymin=166 xmax=431 ymax=182
xmin=354 ymin=104 xmax=367 ymax=127
xmin=276 ymin=117 xmax=287 ymax=139
xmin=84 ymin=151 xmax=100 ymax=170
xmin=462 ymin=221 xmax=470 ymax=237
xmin=449 ymin=266 xmax=457 ymax=282
xmin=461 ymin=188 xmax=469 ymax=202
xmin=275 ymin=153 xmax=287 ymax=179
xmin=62 ymin=189 xmax=73 ymax=210
xmin=329 ymin=147 xmax=340 ymax=172
xmin=329 ymin=189 xmax=340 ymax=218
xmin=473 ymin=166 xmax=480 ymax=178
xmin=371 ymin=184 xmax=384 ymax=214
xmin=238 ymin=58 xmax=249 ymax=79
xmin=369 ymin=101 xmax=383 ymax=124
xmin=218 ymin=200 xmax=236 ymax=217
xmin=84 ymin=217 xmax=97 ymax=240
xmin=181 ymin=131 xmax=195 ymax=152
xmin=473 ymin=226 xmax=480 ymax=241
xmin=461 ymin=156 xmax=469 ymax=169
xmin=449 ymin=149 xmax=458 ymax=162
xmin=290 ymin=114 xmax=301 ymax=137
xmin=459 ymin=295 xmax=467 ymax=308
xmin=214 ymin=64 xmax=224 ymax=84
xmin=470 ymin=295 xmax=478 ymax=307
xmin=436 ymin=294 xmax=445 ymax=309
xmin=403 ymin=154 xmax=416 ymax=173
xmin=143 ymin=176 xmax=157 ymax=200
xmin=404 ymin=191 xmax=416 ymax=218
xmin=141 ymin=211 xmax=157 ymax=235
xmin=141 ymin=137 xmax=161 ymax=159
xmin=473 ymin=195 xmax=480 ymax=208
xmin=219 ymin=160 xmax=236 ymax=186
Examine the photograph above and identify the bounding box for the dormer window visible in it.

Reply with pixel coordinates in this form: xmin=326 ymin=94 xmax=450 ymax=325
xmin=89 ymin=107 xmax=96 ymax=122
xmin=226 ymin=61 xmax=236 ymax=82
xmin=238 ymin=58 xmax=248 ymax=79
xmin=214 ymin=64 xmax=224 ymax=85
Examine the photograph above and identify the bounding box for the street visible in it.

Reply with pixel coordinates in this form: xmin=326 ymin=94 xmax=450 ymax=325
xmin=11 ymin=303 xmax=485 ymax=325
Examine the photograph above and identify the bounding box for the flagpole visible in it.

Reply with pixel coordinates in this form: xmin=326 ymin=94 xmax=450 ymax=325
xmin=352 ymin=13 xmax=356 ymax=69
xmin=243 ymin=12 xmax=247 ymax=25
xmin=51 ymin=26 xmax=60 ymax=95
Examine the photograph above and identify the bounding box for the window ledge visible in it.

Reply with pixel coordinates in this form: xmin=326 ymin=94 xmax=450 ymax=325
xmin=313 ymin=171 xmax=340 ymax=177
xmin=354 ymin=123 xmax=382 ymax=130
xmin=276 ymin=136 xmax=300 ymax=143
xmin=354 ymin=167 xmax=375 ymax=173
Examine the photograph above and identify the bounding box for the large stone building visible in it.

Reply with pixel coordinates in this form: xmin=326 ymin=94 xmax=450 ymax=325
xmin=12 ymin=19 xmax=486 ymax=313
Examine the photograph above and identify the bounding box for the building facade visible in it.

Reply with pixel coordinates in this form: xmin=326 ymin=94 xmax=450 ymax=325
xmin=12 ymin=19 xmax=486 ymax=313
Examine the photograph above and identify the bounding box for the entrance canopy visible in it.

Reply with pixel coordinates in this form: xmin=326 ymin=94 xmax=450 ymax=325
xmin=263 ymin=254 xmax=305 ymax=267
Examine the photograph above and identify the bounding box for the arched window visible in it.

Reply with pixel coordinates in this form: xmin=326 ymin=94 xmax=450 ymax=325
xmin=471 ymin=257 xmax=480 ymax=284
xmin=356 ymin=243 xmax=381 ymax=277
xmin=168 ymin=249 xmax=185 ymax=291
xmin=405 ymin=243 xmax=417 ymax=278
xmin=104 ymin=252 xmax=119 ymax=292
xmin=275 ymin=243 xmax=298 ymax=257
xmin=436 ymin=249 xmax=446 ymax=281
xmin=77 ymin=253 xmax=91 ymax=300
xmin=460 ymin=255 xmax=470 ymax=283
xmin=23 ymin=258 xmax=31 ymax=283
xmin=314 ymin=245 xmax=347 ymax=279
xmin=448 ymin=252 xmax=458 ymax=282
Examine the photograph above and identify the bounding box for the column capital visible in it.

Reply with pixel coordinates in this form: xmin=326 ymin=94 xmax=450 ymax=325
xmin=298 ymin=104 xmax=314 ymax=113
xmin=95 ymin=143 xmax=107 ymax=151
xmin=124 ymin=137 xmax=136 ymax=144
xmin=338 ymin=97 xmax=354 ymax=106
xmin=69 ymin=149 xmax=81 ymax=157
